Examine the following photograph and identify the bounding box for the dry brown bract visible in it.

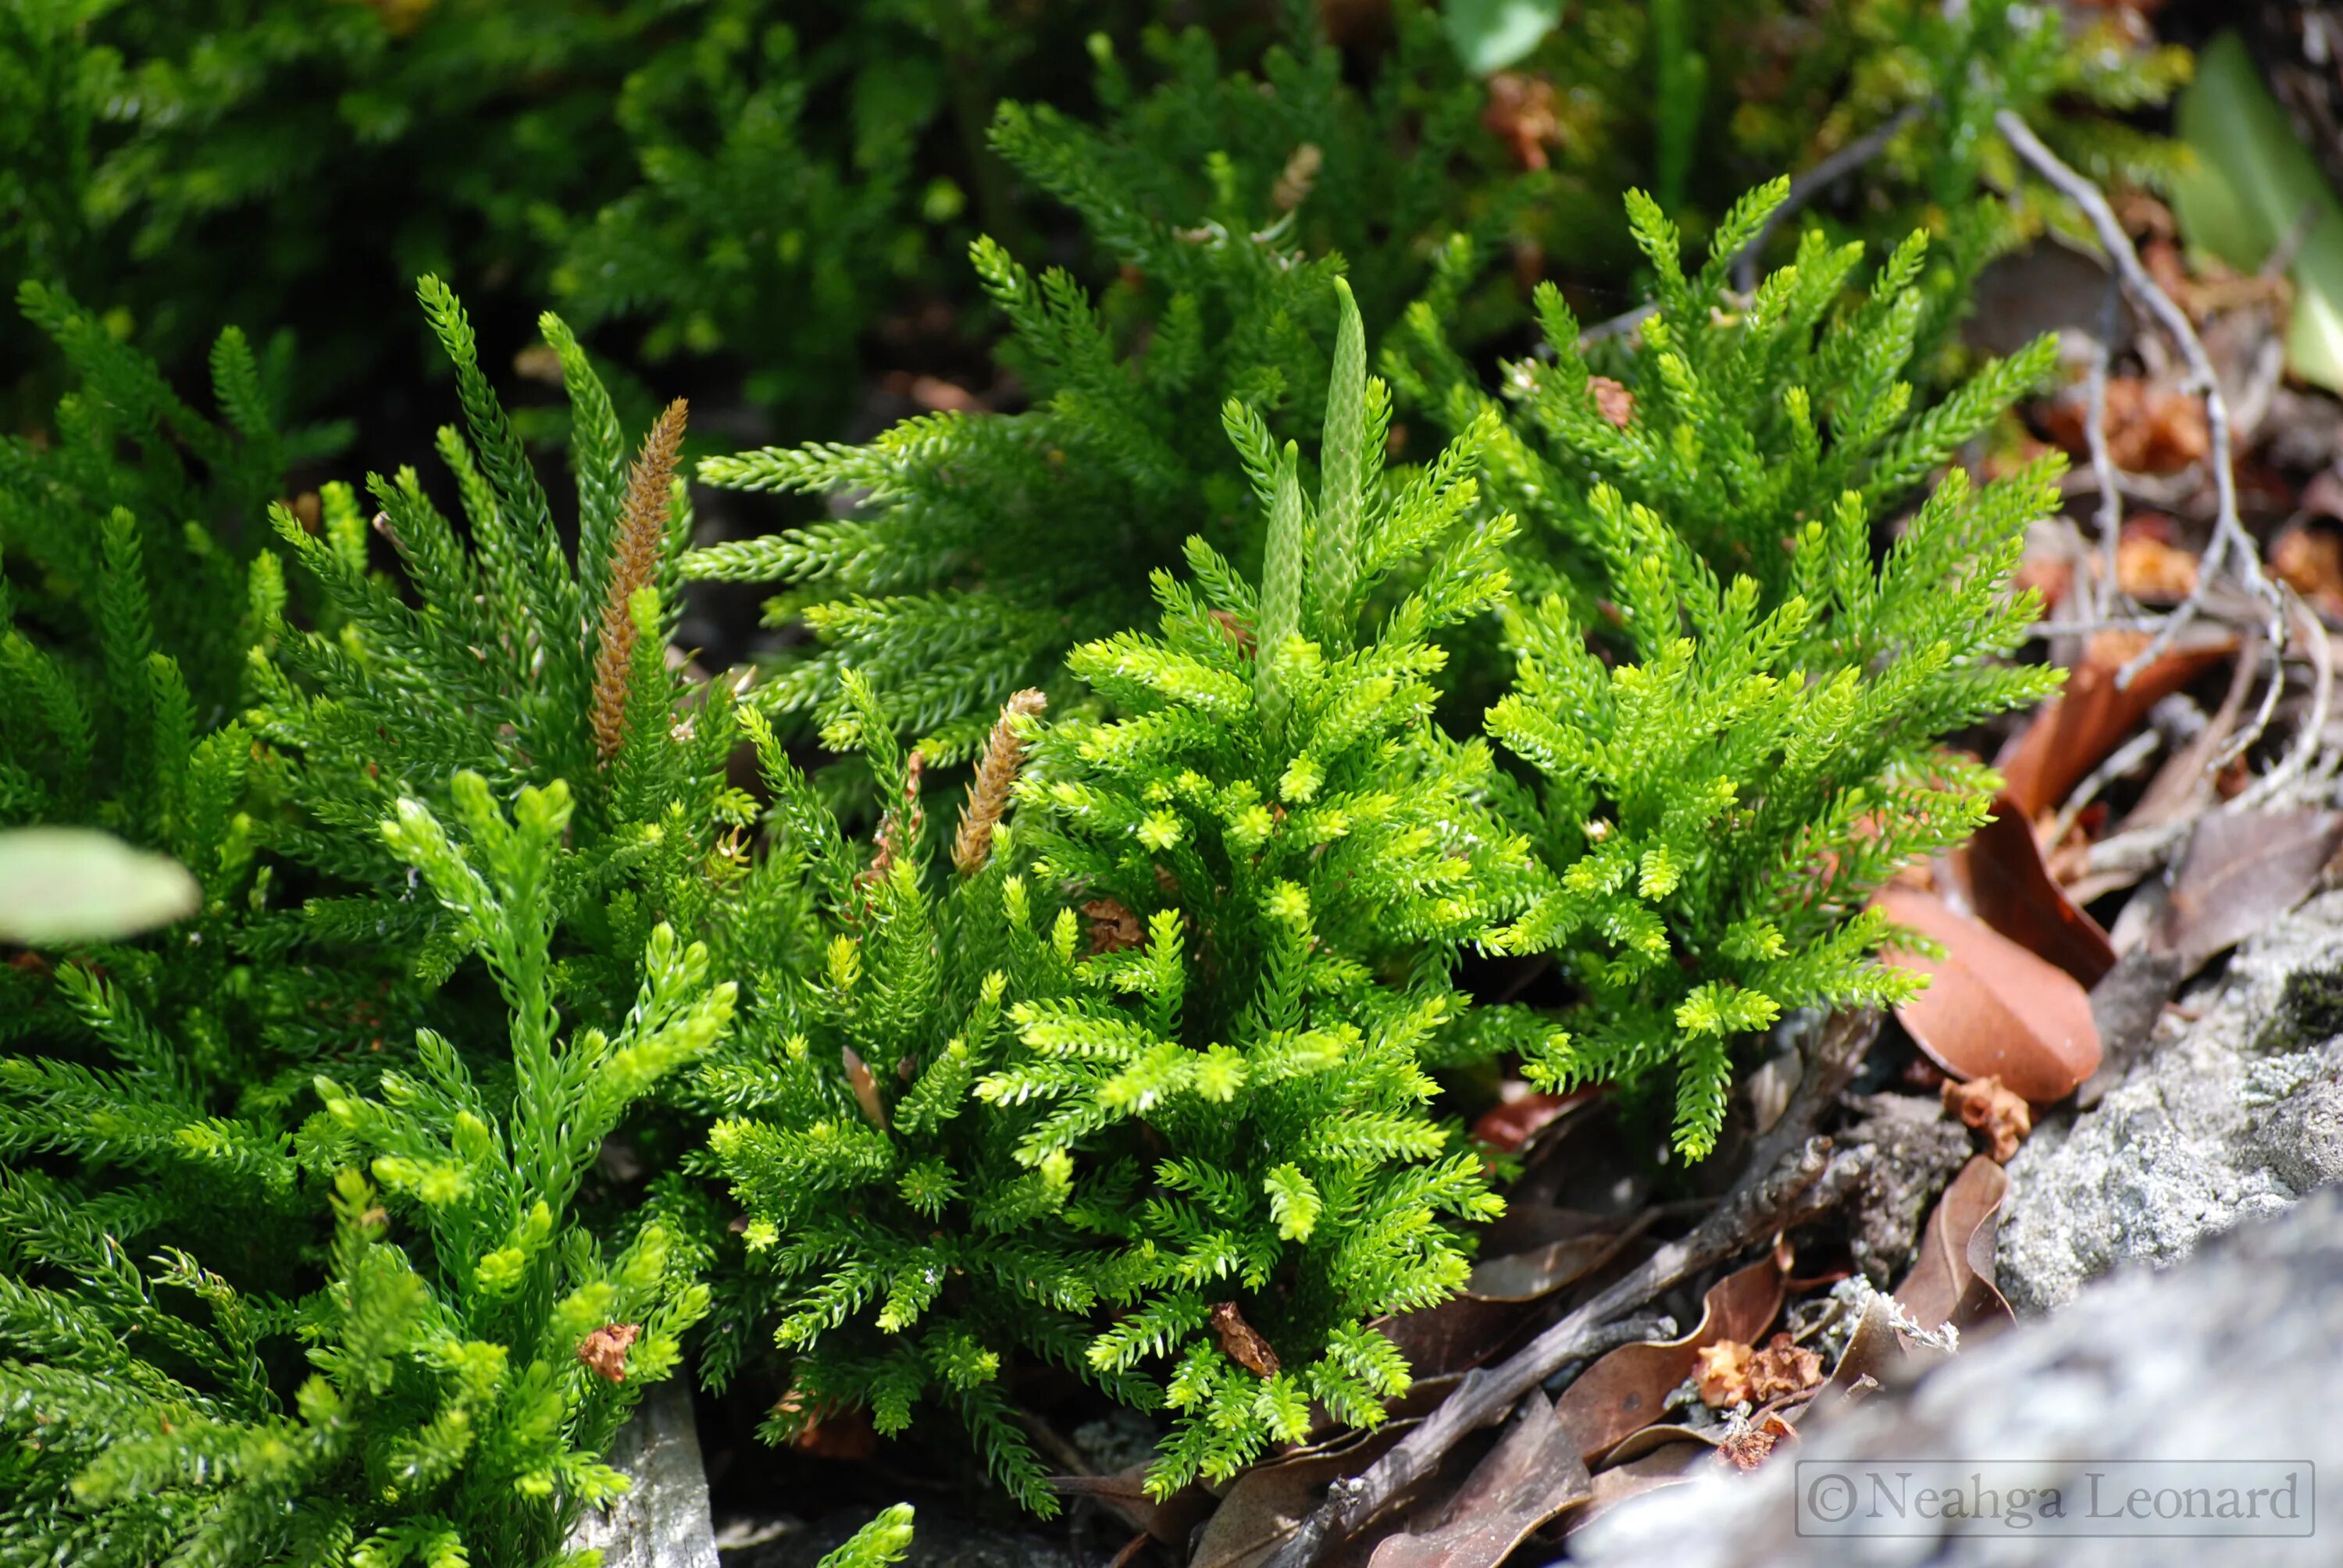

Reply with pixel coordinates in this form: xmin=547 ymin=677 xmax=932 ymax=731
xmin=576 ymin=1322 xmax=641 ymax=1383
xmin=1210 ymin=1302 xmax=1282 ymax=1378
xmin=1942 ymin=1074 xmax=2034 ymax=1164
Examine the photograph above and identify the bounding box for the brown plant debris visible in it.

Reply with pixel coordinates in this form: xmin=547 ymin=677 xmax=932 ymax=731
xmin=1717 ymin=1411 xmax=1796 ymax=1472
xmin=865 ymin=751 xmax=926 ymax=887
xmin=1942 ymin=1074 xmax=2034 ymax=1164
xmin=576 ymin=1322 xmax=641 ymax=1383
xmin=1694 ymin=1340 xmax=1754 ymax=1407
xmin=591 ymin=397 xmax=689 ymax=764
xmin=1082 ymin=897 xmax=1147 ymax=954
xmin=1483 ymin=73 xmax=1560 ymax=170
xmin=775 ymin=1388 xmax=879 ymax=1459
xmin=1748 ymin=1332 xmax=1824 ymax=1402
xmin=2043 ymin=376 xmax=2206 ymax=474
xmin=1272 ymin=142 xmax=1324 ymax=212
xmin=1209 ymin=1302 xmax=1282 ymax=1378
xmin=841 ymin=1046 xmax=888 ymax=1131
xmin=2114 ymin=518 xmax=2199 ymax=601
xmin=1589 ymin=376 xmax=1635 ymax=429
xmin=953 ymin=689 xmax=1047 ymax=875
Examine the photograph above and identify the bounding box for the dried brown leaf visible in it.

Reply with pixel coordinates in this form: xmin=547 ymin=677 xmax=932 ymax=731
xmin=1367 ymin=1397 xmax=1592 ymax=1568
xmin=1211 ymin=1301 xmax=1282 ymax=1378
xmin=1894 ymin=1155 xmax=2013 ymax=1337
xmin=1994 ymin=633 xmax=2234 ymax=818
xmin=1877 ymin=887 xmax=2102 ymax=1102
xmin=1553 ymin=1251 xmax=1786 ymax=1459
xmin=1468 ymin=1085 xmax=1593 ymax=1153
xmin=1557 ymin=1444 xmax=1707 ymax=1538
xmin=2146 ymin=808 xmax=2343 ymax=973
xmin=1949 ymin=794 xmax=2115 ymax=987
xmin=1050 ymin=1466 xmax=1217 ymax=1545
xmin=576 ymin=1322 xmax=640 ymax=1383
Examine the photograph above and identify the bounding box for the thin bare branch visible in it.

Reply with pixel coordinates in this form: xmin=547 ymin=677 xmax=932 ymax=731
xmin=1993 ymin=110 xmax=2284 ymax=698
xmin=2084 ymin=278 xmax=2127 ymax=623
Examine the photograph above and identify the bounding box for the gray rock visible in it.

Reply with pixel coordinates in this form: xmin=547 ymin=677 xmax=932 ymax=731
xmin=1569 ymin=1185 xmax=2343 ymax=1566
xmin=569 ymin=1382 xmax=722 ymax=1568
xmin=1997 ymin=889 xmax=2343 ymax=1313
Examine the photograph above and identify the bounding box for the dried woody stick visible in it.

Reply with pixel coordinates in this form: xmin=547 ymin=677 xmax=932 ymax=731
xmin=1992 ymin=111 xmax=2288 ymax=751
xmin=1262 ymin=1011 xmax=1879 ymax=1567
xmin=590 ymin=397 xmax=690 ymax=763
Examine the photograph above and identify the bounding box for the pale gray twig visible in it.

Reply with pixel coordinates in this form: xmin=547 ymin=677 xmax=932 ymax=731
xmin=2085 ymin=278 xmax=2127 ymax=622
xmin=2049 ymin=727 xmax=2161 ymax=850
xmin=1994 ymin=109 xmax=2284 ymax=707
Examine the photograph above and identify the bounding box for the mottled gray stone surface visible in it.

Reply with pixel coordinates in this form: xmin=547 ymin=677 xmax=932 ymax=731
xmin=1569 ymin=1186 xmax=2343 ymax=1566
xmin=569 ymin=1383 xmax=722 ymax=1568
xmin=1995 ymin=889 xmax=2343 ymax=1312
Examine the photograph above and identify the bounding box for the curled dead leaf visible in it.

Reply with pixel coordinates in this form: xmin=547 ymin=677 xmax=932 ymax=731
xmin=1895 ymin=1155 xmax=2013 ymax=1338
xmin=576 ymin=1322 xmax=640 ymax=1383
xmin=1949 ymin=793 xmax=2115 ymax=988
xmin=1082 ymin=897 xmax=1147 ymax=954
xmin=1211 ymin=1301 xmax=1282 ymax=1378
xmin=1994 ymin=633 xmax=2234 ymax=818
xmin=1941 ymin=1074 xmax=2033 ymax=1163
xmin=1876 ymin=887 xmax=2102 ymax=1103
